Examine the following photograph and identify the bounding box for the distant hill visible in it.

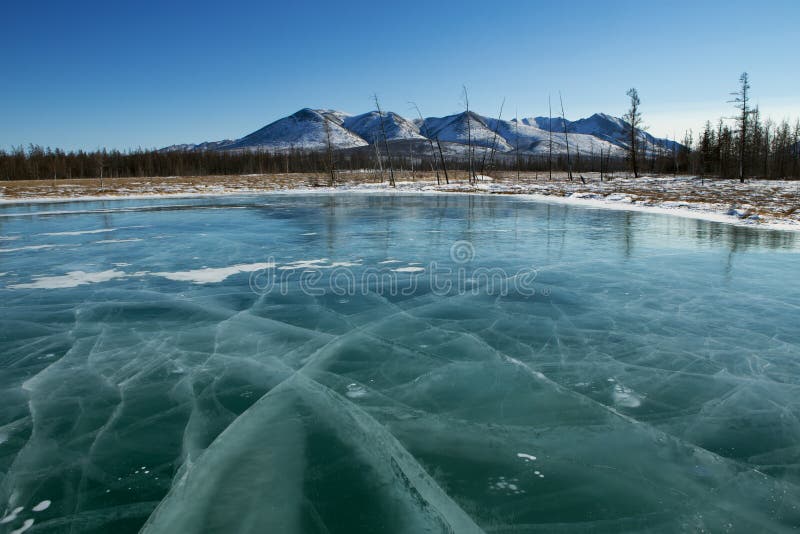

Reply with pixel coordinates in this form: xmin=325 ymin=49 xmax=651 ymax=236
xmin=163 ymin=108 xmax=683 ymax=156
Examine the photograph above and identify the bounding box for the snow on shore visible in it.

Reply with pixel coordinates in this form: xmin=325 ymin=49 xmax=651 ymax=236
xmin=0 ymin=174 xmax=798 ymax=232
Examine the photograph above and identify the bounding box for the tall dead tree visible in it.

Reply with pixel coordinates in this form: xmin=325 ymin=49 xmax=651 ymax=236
xmin=730 ymin=72 xmax=751 ymax=183
xmin=373 ymin=94 xmax=396 ymax=187
xmin=373 ymin=141 xmax=384 ymax=183
xmin=323 ymin=116 xmax=336 ymax=186
xmin=559 ymin=92 xmax=573 ymax=181
xmin=435 ymin=138 xmax=450 ymax=185
xmin=95 ymin=152 xmax=104 ymax=189
xmin=462 ymin=86 xmax=475 ymax=183
xmin=515 ymin=108 xmax=521 ymax=182
xmin=548 ymin=94 xmax=553 ymax=181
xmin=623 ymin=87 xmax=642 ymax=178
xmin=411 ymin=102 xmax=440 ymax=185
xmin=480 ymin=98 xmax=505 ymax=177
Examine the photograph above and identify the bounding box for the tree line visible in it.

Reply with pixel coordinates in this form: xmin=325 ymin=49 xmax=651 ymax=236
xmin=2 ymin=73 xmax=798 ymax=182
xmin=623 ymin=73 xmax=800 ymax=180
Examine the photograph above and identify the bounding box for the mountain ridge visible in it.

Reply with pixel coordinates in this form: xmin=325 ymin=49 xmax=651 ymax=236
xmin=163 ymin=108 xmax=682 ymax=156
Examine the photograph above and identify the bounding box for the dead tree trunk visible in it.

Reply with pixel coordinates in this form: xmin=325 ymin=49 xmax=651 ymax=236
xmin=436 ymin=138 xmax=449 ymax=184
xmin=463 ymin=86 xmax=475 ymax=184
xmin=323 ymin=116 xmax=336 ymax=186
xmin=373 ymin=94 xmax=395 ymax=187
xmin=480 ymin=98 xmax=505 ymax=177
xmin=548 ymin=94 xmax=553 ymax=181
xmin=559 ymin=92 xmax=573 ymax=181
xmin=411 ymin=102 xmax=440 ymax=185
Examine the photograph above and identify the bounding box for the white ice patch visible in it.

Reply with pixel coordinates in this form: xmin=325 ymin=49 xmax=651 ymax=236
xmin=378 ymin=259 xmax=402 ymax=264
xmin=517 ymin=453 xmax=537 ymax=462
xmin=392 ymin=266 xmax=425 ymax=273
xmin=0 ymin=236 xmax=20 ymax=241
xmin=40 ymin=228 xmax=116 ymax=236
xmin=277 ymin=259 xmax=329 ymax=270
xmin=153 ymin=263 xmax=275 ymax=284
xmin=31 ymin=500 xmax=50 ymax=512
xmin=94 ymin=239 xmax=143 ymax=244
xmin=0 ymin=244 xmax=70 ymax=253
xmin=345 ymin=383 xmax=368 ymax=399
xmin=489 ymin=476 xmax=524 ymax=494
xmin=277 ymin=259 xmax=360 ymax=270
xmin=113 ymin=263 xmax=131 ymax=267
xmin=10 ymin=518 xmax=34 ymax=534
xmin=300 ymin=232 xmax=317 ymax=236
xmin=612 ymin=384 xmax=642 ymax=408
xmin=9 ymin=270 xmax=127 ymax=289
xmin=0 ymin=507 xmax=23 ymax=524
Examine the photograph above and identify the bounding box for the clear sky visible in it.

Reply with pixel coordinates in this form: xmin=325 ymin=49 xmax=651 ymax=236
xmin=2 ymin=0 xmax=798 ymax=151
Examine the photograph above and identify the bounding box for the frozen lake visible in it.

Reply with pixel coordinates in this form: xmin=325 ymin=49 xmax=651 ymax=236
xmin=1 ymin=194 xmax=799 ymax=533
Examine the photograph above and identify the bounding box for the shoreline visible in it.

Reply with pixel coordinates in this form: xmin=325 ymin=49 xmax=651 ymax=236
xmin=1 ymin=174 xmax=799 ymax=232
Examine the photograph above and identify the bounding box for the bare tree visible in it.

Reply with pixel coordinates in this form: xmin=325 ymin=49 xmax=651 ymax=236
xmin=435 ymin=138 xmax=450 ymax=185
xmin=515 ymin=108 xmax=520 ymax=183
xmin=95 ymin=151 xmax=104 ymax=188
xmin=480 ymin=98 xmax=505 ymax=177
xmin=623 ymin=88 xmax=642 ymax=178
xmin=462 ymin=85 xmax=475 ymax=183
xmin=729 ymin=72 xmax=751 ymax=183
xmin=410 ymin=101 xmax=440 ymax=185
xmin=559 ymin=92 xmax=573 ymax=181
xmin=548 ymin=94 xmax=553 ymax=181
xmin=323 ymin=116 xmax=336 ymax=186
xmin=373 ymin=141 xmax=384 ymax=183
xmin=373 ymin=94 xmax=396 ymax=187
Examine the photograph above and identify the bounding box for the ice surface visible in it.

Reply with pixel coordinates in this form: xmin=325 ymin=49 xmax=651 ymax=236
xmin=1 ymin=194 xmax=799 ymax=532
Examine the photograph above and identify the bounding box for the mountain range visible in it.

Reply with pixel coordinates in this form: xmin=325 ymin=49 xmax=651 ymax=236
xmin=163 ymin=108 xmax=682 ymax=157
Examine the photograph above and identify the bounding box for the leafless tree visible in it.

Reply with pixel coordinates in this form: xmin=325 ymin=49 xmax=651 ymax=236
xmin=480 ymin=98 xmax=505 ymax=177
xmin=95 ymin=152 xmax=104 ymax=188
xmin=323 ymin=116 xmax=336 ymax=186
xmin=559 ymin=92 xmax=573 ymax=181
xmin=515 ymin=108 xmax=520 ymax=182
xmin=548 ymin=94 xmax=553 ymax=181
xmin=435 ymin=138 xmax=449 ymax=184
xmin=373 ymin=141 xmax=384 ymax=183
xmin=410 ymin=101 xmax=440 ymax=185
xmin=462 ymin=85 xmax=475 ymax=183
xmin=373 ymin=93 xmax=396 ymax=187
xmin=623 ymin=88 xmax=642 ymax=178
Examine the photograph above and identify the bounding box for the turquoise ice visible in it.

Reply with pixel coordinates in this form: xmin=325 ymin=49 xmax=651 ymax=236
xmin=1 ymin=194 xmax=799 ymax=532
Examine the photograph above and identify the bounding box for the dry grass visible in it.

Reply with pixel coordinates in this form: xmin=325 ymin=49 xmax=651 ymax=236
xmin=1 ymin=171 xmax=798 ymax=226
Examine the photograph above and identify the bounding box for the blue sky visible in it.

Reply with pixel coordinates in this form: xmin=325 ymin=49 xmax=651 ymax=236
xmin=2 ymin=0 xmax=798 ymax=151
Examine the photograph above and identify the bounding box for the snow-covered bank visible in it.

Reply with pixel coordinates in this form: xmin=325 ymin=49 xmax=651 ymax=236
xmin=1 ymin=173 xmax=798 ymax=232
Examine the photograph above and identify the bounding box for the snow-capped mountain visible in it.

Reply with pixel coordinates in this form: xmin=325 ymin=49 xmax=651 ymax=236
xmin=569 ymin=113 xmax=681 ymax=152
xmin=165 ymin=108 xmax=681 ymax=156
xmin=422 ymin=112 xmax=513 ymax=151
xmin=342 ymin=111 xmax=424 ymax=143
xmin=223 ymin=108 xmax=368 ymax=152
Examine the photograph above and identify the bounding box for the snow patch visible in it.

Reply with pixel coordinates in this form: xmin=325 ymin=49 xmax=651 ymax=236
xmin=31 ymin=501 xmax=50 ymax=512
xmin=153 ymin=263 xmax=274 ymax=284
xmin=9 ymin=270 xmax=127 ymax=289
xmin=392 ymin=266 xmax=425 ymax=273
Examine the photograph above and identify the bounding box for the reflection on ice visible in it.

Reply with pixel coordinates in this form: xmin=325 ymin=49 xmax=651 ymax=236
xmin=0 ymin=194 xmax=799 ymax=532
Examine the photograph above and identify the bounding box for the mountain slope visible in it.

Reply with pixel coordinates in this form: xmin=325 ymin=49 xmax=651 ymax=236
xmin=224 ymin=108 xmax=368 ymax=152
xmin=163 ymin=108 xmax=683 ymax=156
xmin=342 ymin=112 xmax=424 ymax=143
xmin=422 ymin=112 xmax=513 ymax=151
